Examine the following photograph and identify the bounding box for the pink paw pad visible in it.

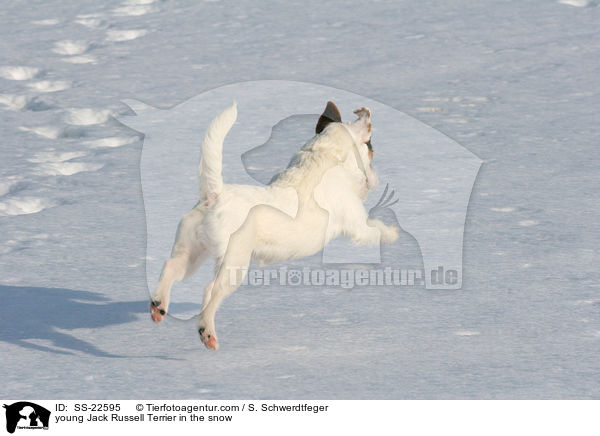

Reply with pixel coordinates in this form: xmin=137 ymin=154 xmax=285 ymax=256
xmin=198 ymin=328 xmax=219 ymax=351
xmin=150 ymin=300 xmax=166 ymax=323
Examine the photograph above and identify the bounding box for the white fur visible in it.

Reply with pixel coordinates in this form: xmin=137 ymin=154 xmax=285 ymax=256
xmin=199 ymin=101 xmax=237 ymax=205
xmin=151 ymin=103 xmax=398 ymax=350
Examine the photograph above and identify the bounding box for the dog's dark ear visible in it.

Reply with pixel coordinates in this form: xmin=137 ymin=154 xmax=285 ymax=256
xmin=315 ymin=101 xmax=342 ymax=134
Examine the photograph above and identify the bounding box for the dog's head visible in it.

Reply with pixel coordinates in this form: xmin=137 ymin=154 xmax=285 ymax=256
xmin=315 ymin=101 xmax=378 ymax=197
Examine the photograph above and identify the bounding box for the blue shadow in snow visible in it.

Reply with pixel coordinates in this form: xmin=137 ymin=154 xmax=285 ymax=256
xmin=1 ymin=285 xmax=160 ymax=358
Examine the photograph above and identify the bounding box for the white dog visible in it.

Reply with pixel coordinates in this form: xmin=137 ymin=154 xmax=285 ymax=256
xmin=150 ymin=101 xmax=399 ymax=350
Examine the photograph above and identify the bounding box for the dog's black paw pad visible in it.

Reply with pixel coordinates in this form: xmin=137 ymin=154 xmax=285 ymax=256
xmin=150 ymin=300 xmax=166 ymax=322
xmin=198 ymin=328 xmax=212 ymax=339
xmin=198 ymin=327 xmax=218 ymax=350
xmin=151 ymin=301 xmax=165 ymax=315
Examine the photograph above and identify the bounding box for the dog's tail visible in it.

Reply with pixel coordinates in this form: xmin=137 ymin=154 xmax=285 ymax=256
xmin=199 ymin=102 xmax=237 ymax=205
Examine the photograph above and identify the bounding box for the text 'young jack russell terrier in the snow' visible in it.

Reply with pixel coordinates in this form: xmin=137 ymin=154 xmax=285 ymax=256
xmin=150 ymin=101 xmax=399 ymax=350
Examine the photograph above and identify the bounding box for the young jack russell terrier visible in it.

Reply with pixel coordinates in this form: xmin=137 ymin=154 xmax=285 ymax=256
xmin=150 ymin=101 xmax=399 ymax=350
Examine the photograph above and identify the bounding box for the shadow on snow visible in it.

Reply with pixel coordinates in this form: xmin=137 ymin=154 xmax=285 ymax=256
xmin=1 ymin=285 xmax=173 ymax=359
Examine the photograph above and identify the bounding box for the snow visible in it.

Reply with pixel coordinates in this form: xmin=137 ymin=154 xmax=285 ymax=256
xmin=0 ymin=94 xmax=30 ymax=111
xmin=106 ymin=29 xmax=148 ymax=42
xmin=64 ymin=108 xmax=113 ymax=125
xmin=19 ymin=125 xmax=64 ymax=139
xmin=52 ymin=40 xmax=92 ymax=56
xmin=0 ymin=0 xmax=599 ymax=400
xmin=31 ymin=18 xmax=61 ymax=26
xmin=27 ymin=151 xmax=88 ymax=163
xmin=518 ymin=220 xmax=540 ymax=227
xmin=558 ymin=0 xmax=592 ymax=6
xmin=74 ymin=17 xmax=107 ymax=29
xmin=61 ymin=55 xmax=97 ymax=64
xmin=0 ymin=66 xmax=40 ymax=81
xmin=0 ymin=197 xmax=56 ymax=217
xmin=112 ymin=4 xmax=159 ymax=17
xmin=83 ymin=136 xmax=140 ymax=148
xmin=26 ymin=80 xmax=71 ymax=93
xmin=490 ymin=207 xmax=515 ymax=213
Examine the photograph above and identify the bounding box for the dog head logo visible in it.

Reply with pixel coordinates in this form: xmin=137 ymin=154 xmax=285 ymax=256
xmin=3 ymin=402 xmax=50 ymax=433
xmin=116 ymin=80 xmax=481 ymax=317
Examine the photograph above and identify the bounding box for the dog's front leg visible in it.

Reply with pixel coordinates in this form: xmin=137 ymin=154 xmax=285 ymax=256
xmin=342 ymin=199 xmax=399 ymax=245
xmin=347 ymin=218 xmax=399 ymax=245
xmin=366 ymin=218 xmax=399 ymax=244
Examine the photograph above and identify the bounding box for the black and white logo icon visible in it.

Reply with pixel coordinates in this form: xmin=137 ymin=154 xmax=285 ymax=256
xmin=3 ymin=402 xmax=50 ymax=434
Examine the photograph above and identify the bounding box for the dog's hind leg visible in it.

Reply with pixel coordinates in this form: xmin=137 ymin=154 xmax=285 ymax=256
xmin=197 ymin=228 xmax=254 ymax=350
xmin=197 ymin=204 xmax=314 ymax=350
xmin=150 ymin=209 xmax=208 ymax=322
xmin=150 ymin=247 xmax=208 ymax=322
xmin=197 ymin=204 xmax=292 ymax=350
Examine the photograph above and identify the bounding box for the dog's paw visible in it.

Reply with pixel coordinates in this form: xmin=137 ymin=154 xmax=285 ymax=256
xmin=366 ymin=218 xmax=399 ymax=244
xmin=198 ymin=325 xmax=219 ymax=351
xmin=150 ymin=300 xmax=166 ymax=323
xmin=381 ymin=224 xmax=399 ymax=244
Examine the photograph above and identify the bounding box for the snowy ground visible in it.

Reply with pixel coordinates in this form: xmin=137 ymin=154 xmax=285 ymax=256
xmin=1 ymin=0 xmax=599 ymax=399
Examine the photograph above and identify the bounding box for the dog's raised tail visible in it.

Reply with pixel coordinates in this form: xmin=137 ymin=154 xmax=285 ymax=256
xmin=199 ymin=102 xmax=237 ymax=206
